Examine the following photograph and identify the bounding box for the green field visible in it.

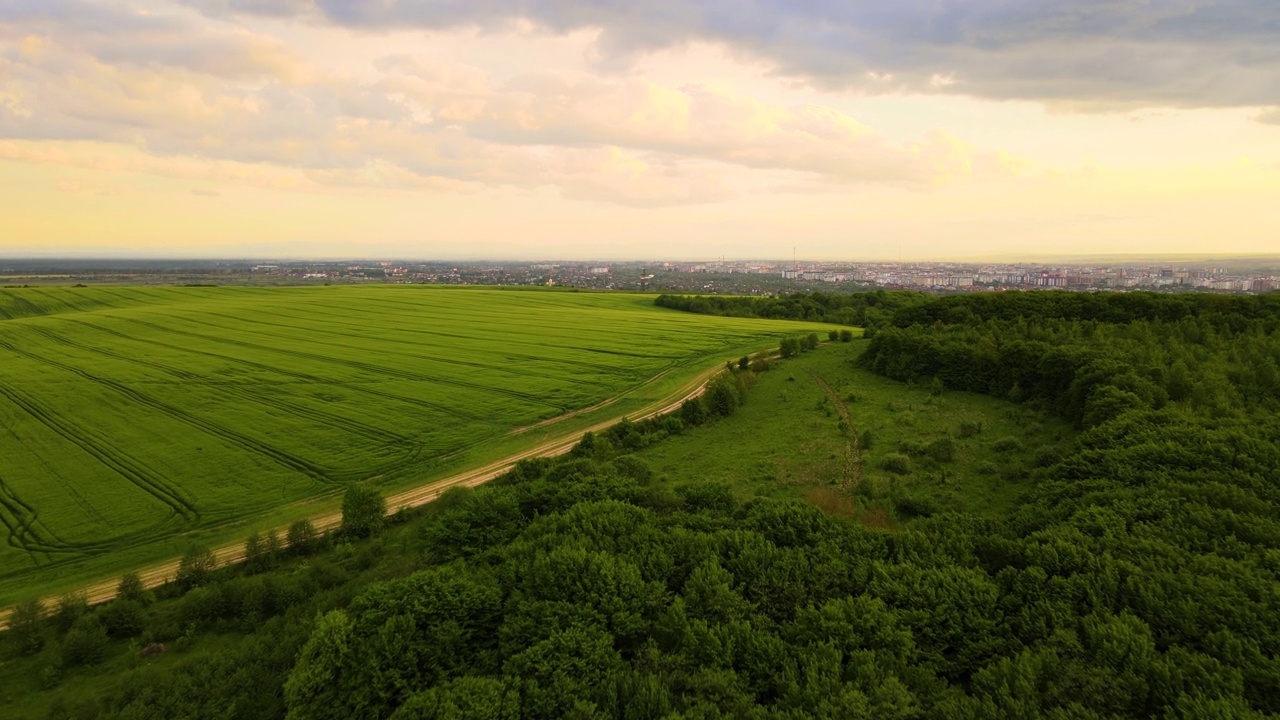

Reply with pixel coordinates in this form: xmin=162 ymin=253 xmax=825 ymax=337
xmin=635 ymin=342 xmax=1076 ymax=525
xmin=0 ymin=285 xmax=827 ymax=603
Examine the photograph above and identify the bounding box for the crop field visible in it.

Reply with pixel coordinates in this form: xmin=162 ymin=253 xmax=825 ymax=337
xmin=0 ymin=285 xmax=827 ymax=603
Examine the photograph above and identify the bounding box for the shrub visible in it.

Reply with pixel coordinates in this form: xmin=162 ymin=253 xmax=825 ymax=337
xmin=341 ymin=484 xmax=386 ymax=538
xmin=100 ymin=599 xmax=146 ymax=638
xmin=879 ymin=454 xmax=912 ymax=475
xmin=176 ymin=546 xmax=218 ymax=590
xmin=9 ymin=598 xmax=46 ymax=655
xmin=859 ymin=429 xmax=874 ymax=451
xmin=62 ymin=616 xmax=109 ymax=667
xmin=839 ymin=329 xmax=854 ymax=342
xmin=779 ymin=337 xmax=800 ymax=358
xmin=117 ymin=572 xmax=145 ymax=603
xmin=1034 ymin=446 xmax=1063 ymax=468
xmin=803 ymin=333 xmax=820 ymax=351
xmin=957 ymin=420 xmax=984 ymax=438
xmin=992 ymin=437 xmax=1021 ymax=453
xmin=287 ymin=519 xmax=318 ymax=555
xmin=828 ymin=329 xmax=840 ymax=342
xmin=894 ymin=494 xmax=939 ymax=518
xmin=927 ymin=437 xmax=957 ymax=463
xmin=53 ymin=592 xmax=90 ymax=635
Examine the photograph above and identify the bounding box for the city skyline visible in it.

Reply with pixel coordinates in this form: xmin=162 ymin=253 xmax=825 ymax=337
xmin=2 ymin=1 xmax=1279 ymax=259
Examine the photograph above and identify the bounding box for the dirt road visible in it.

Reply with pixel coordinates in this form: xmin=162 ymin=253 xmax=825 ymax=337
xmin=1 ymin=360 xmax=724 ymax=627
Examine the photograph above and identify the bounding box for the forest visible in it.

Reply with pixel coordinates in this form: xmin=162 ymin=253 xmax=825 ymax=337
xmin=653 ymin=291 xmax=932 ymax=327
xmin=3 ymin=290 xmax=1279 ymax=718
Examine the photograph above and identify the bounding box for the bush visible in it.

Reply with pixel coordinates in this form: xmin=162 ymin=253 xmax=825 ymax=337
xmin=117 ymin=572 xmax=146 ymax=603
xmin=828 ymin=329 xmax=840 ymax=342
xmin=957 ymin=420 xmax=984 ymax=438
xmin=100 ymin=599 xmax=146 ymax=638
xmin=53 ymin=593 xmax=89 ymax=634
xmin=991 ymin=437 xmax=1021 ymax=453
xmin=859 ymin=429 xmax=874 ymax=451
xmin=1033 ymin=446 xmax=1063 ymax=468
xmin=341 ymin=484 xmax=386 ymax=538
xmin=287 ymin=519 xmax=318 ymax=555
xmin=8 ymin=598 xmax=46 ymax=655
xmin=738 ymin=355 xmax=750 ymax=371
xmin=803 ymin=333 xmax=820 ymax=351
xmin=879 ymin=454 xmax=912 ymax=475
xmin=839 ymin=329 xmax=854 ymax=342
xmin=176 ymin=546 xmax=218 ymax=589
xmin=779 ymin=337 xmax=800 ymax=358
xmin=927 ymin=437 xmax=957 ymax=463
xmin=894 ymin=494 xmax=939 ymax=518
xmin=62 ymin=615 xmax=109 ymax=667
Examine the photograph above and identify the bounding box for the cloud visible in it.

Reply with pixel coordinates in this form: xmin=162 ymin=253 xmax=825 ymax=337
xmin=1257 ymin=107 xmax=1280 ymax=125
xmin=173 ymin=0 xmax=1280 ymax=111
xmin=1 ymin=2 xmax=1009 ymax=206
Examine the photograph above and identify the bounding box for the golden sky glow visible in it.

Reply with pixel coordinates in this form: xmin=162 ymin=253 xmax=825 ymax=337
xmin=2 ymin=1 xmax=1279 ymax=260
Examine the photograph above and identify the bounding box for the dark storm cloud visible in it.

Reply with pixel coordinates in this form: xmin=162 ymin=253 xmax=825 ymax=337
xmin=176 ymin=0 xmax=1280 ymax=110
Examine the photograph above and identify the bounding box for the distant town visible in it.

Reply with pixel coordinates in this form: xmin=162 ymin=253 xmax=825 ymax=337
xmin=2 ymin=257 xmax=1278 ymax=295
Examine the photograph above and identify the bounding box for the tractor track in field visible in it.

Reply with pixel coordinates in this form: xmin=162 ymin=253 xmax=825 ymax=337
xmin=115 ymin=316 xmax=563 ymax=412
xmin=25 ymin=326 xmax=416 ymax=447
xmin=0 ymin=341 xmax=336 ymax=484
xmin=0 ymin=358 xmax=728 ymax=629
xmin=0 ymin=379 xmax=198 ymax=526
xmin=65 ymin=319 xmax=500 ymax=426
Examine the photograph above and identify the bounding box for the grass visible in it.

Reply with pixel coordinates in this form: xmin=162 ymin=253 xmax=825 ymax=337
xmin=0 ymin=285 xmax=830 ymax=605
xmin=634 ymin=340 xmax=1075 ymax=526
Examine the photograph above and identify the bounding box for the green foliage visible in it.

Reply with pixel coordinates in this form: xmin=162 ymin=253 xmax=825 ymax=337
xmin=116 ymin=572 xmax=145 ymax=603
xmin=991 ymin=436 xmax=1020 ymax=453
xmin=779 ymin=336 xmax=801 ymax=358
xmin=52 ymin=592 xmax=89 ymax=634
xmin=738 ymin=354 xmax=750 ymax=370
xmin=879 ymin=453 xmax=912 ymax=474
xmin=703 ymin=373 xmax=741 ymax=417
xmin=287 ymin=519 xmax=319 ymax=555
xmin=8 ymin=598 xmax=46 ymax=656
xmin=176 ymin=545 xmax=218 ymax=590
xmin=927 ymin=436 xmax=957 ymax=463
xmin=99 ymin=599 xmax=146 ymax=638
xmin=61 ymin=615 xmax=109 ymax=667
xmin=341 ymin=484 xmax=387 ymax=539
xmin=803 ymin=332 xmax=820 ymax=350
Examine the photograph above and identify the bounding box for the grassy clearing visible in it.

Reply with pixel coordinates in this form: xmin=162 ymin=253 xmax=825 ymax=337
xmin=0 ymin=285 xmax=829 ymax=604
xmin=634 ymin=341 xmax=1075 ymax=526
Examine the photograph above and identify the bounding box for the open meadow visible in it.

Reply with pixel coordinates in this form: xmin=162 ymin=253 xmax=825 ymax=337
xmin=0 ymin=285 xmax=827 ymax=603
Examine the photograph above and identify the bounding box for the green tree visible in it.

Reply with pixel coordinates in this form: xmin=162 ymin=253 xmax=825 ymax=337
xmin=704 ymin=375 xmax=740 ymax=417
xmin=62 ymin=615 xmax=109 ymax=667
xmin=738 ymin=355 xmax=750 ymax=371
xmin=244 ymin=531 xmax=267 ymax=574
xmin=288 ymin=518 xmax=318 ymax=555
xmin=803 ymin=332 xmax=820 ymax=351
xmin=176 ymin=545 xmax=218 ymax=589
xmin=341 ymin=484 xmax=386 ymax=538
xmin=779 ymin=337 xmax=801 ymax=358
xmin=117 ymin=571 xmax=145 ymax=603
xmin=53 ymin=592 xmax=89 ymax=634
xmin=99 ymin=599 xmax=146 ymax=638
xmin=8 ymin=598 xmax=46 ymax=655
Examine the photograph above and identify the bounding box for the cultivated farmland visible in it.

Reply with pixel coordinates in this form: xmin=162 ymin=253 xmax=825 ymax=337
xmin=0 ymin=285 xmax=829 ymax=603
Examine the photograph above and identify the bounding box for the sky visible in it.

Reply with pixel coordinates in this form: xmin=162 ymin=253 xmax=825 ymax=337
xmin=1 ymin=1 xmax=1279 ymax=261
